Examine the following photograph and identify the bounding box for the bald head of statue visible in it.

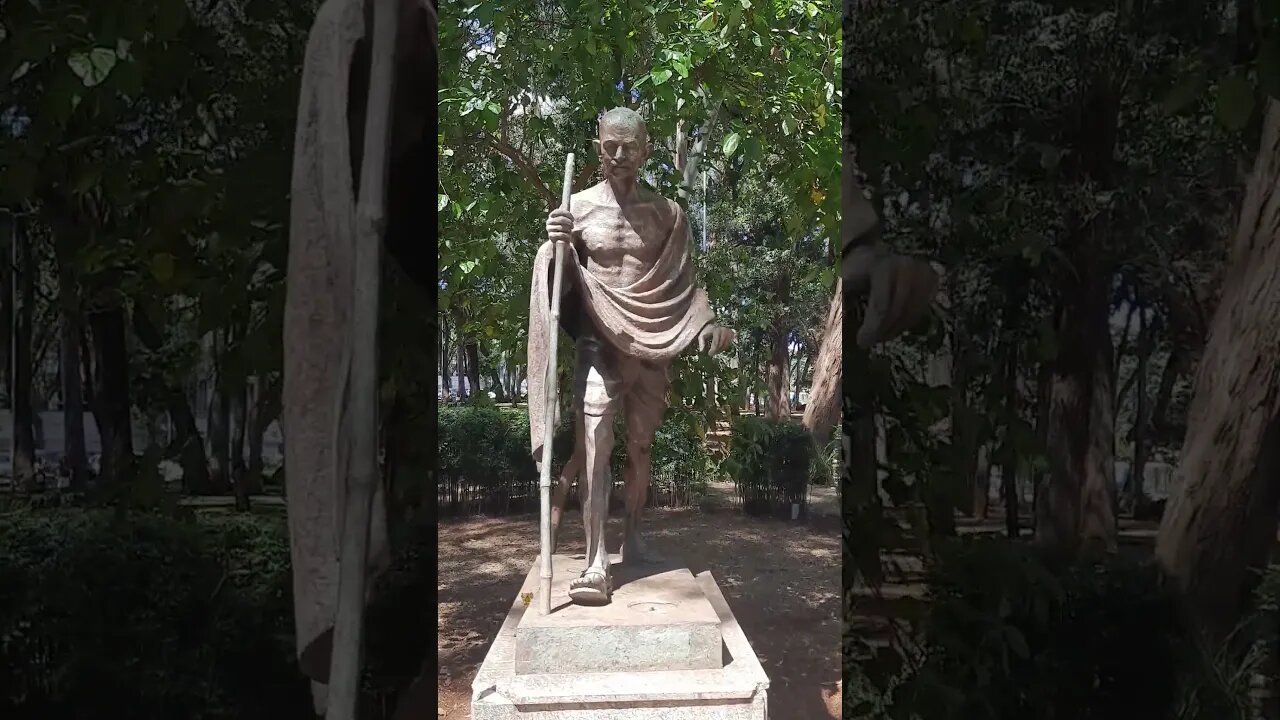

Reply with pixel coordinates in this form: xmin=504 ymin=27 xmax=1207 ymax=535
xmin=594 ymin=107 xmax=653 ymax=180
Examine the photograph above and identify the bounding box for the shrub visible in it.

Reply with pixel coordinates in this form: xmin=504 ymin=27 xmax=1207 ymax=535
xmin=882 ymin=538 xmax=1189 ymax=720
xmin=0 ymin=508 xmax=309 ymax=720
xmin=0 ymin=507 xmax=438 ymax=720
xmin=440 ymin=404 xmax=714 ymax=515
xmin=724 ymin=416 xmax=814 ymax=517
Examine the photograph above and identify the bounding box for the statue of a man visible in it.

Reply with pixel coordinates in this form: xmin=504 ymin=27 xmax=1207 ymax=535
xmin=527 ymin=107 xmax=734 ymax=605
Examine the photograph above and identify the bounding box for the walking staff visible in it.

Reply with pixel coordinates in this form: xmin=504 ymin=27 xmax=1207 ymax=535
xmin=537 ymin=153 xmax=575 ymax=615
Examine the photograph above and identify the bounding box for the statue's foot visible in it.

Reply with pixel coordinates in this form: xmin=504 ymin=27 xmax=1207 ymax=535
xmin=621 ymin=535 xmax=663 ymax=564
xmin=568 ymin=567 xmax=611 ymax=605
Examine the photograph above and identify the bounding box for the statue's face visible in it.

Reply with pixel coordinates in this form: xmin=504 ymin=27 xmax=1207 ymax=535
xmin=595 ymin=120 xmax=651 ymax=180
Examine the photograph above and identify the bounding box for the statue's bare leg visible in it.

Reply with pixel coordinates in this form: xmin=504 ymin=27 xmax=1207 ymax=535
xmin=569 ymin=410 xmax=613 ymax=604
xmin=621 ymin=364 xmax=668 ymax=564
xmin=549 ymin=413 xmax=584 ymax=553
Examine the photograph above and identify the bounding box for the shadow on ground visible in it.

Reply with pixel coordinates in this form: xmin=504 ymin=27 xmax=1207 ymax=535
xmin=437 ymin=507 xmax=840 ymax=720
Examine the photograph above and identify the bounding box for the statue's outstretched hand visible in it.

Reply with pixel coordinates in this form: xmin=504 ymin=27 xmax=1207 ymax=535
xmin=697 ymin=324 xmax=735 ymax=356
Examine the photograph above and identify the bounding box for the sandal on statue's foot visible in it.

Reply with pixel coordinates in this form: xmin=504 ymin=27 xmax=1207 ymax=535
xmin=568 ymin=568 xmax=611 ymax=605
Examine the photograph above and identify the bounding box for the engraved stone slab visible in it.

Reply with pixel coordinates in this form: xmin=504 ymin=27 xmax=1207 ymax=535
xmin=513 ymin=554 xmax=722 ymax=675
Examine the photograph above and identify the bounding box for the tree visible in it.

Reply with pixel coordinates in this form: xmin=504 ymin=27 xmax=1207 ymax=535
xmin=1155 ymin=99 xmax=1280 ymax=643
xmin=439 ymin=0 xmax=842 ymax=424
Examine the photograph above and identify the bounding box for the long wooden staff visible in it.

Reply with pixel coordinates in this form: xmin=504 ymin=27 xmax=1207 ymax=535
xmin=539 ymin=153 xmax=575 ymax=615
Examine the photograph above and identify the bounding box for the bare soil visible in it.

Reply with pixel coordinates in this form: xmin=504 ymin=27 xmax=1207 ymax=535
xmin=437 ymin=506 xmax=841 ymax=719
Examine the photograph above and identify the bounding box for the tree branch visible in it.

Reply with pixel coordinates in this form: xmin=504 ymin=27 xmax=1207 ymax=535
xmin=481 ymin=133 xmax=555 ymax=208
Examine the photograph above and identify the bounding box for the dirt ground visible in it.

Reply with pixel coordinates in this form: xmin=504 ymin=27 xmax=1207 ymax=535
xmin=438 ymin=505 xmax=842 ymax=719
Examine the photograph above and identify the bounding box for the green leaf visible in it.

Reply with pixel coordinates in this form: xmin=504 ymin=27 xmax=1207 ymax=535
xmin=67 ymin=48 xmax=118 ymax=88
xmin=459 ymin=260 xmax=478 ymax=275
xmin=651 ymin=68 xmax=673 ymax=85
xmin=781 ymin=116 xmax=795 ymax=136
xmin=1161 ymin=69 xmax=1207 ymax=115
xmin=696 ymin=13 xmax=717 ymax=31
xmin=806 ymin=2 xmax=819 ymax=17
xmin=438 ymin=193 xmax=450 ymax=211
xmin=151 ymin=253 xmax=176 ymax=284
xmin=1214 ymin=75 xmax=1255 ymax=131
xmin=155 ymin=0 xmax=189 ymax=39
xmin=722 ymin=132 xmax=741 ymax=157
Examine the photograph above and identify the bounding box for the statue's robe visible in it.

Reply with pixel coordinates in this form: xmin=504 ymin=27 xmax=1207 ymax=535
xmin=526 ymin=198 xmax=714 ymax=462
xmin=282 ymin=0 xmax=390 ymax=711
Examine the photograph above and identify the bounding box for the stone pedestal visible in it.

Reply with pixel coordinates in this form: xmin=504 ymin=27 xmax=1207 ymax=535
xmin=472 ymin=554 xmax=769 ymax=719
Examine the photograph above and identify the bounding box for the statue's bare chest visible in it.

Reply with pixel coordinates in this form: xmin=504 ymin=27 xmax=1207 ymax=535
xmin=576 ymin=203 xmax=668 ymax=268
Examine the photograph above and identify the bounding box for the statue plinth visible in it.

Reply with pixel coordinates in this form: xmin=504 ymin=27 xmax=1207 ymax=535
xmin=472 ymin=556 xmax=769 ymax=719
xmin=514 ymin=555 xmax=722 ymax=675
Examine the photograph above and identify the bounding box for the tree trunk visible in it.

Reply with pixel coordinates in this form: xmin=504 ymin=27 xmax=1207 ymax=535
xmin=88 ymin=307 xmax=133 ymax=489
xmin=765 ymin=323 xmax=791 ymax=419
xmin=1155 ymin=101 xmax=1280 ymax=644
xmin=466 ymin=341 xmax=481 ymax=399
xmin=1129 ymin=308 xmax=1155 ymax=511
xmin=208 ymin=331 xmax=231 ymax=492
xmin=11 ymin=218 xmax=36 ymax=492
xmin=246 ymin=377 xmax=281 ymax=494
xmin=1036 ymin=268 xmax=1118 ymax=553
xmin=230 ymin=381 xmax=249 ymax=512
xmin=132 ymin=308 xmax=211 ymax=493
xmin=802 ymin=280 xmax=842 ymax=448
xmin=973 ymin=443 xmax=992 ymax=521
xmin=0 ymin=217 xmax=10 ymax=409
xmin=1152 ymin=343 xmax=1188 ymax=444
xmin=456 ymin=340 xmax=468 ymax=399
xmin=1001 ymin=336 xmax=1020 ymax=539
xmin=172 ymin=395 xmax=212 ymax=494
xmin=439 ymin=316 xmax=452 ymax=396
xmin=950 ymin=325 xmax=982 ymax=516
xmin=59 ymin=310 xmax=88 ymax=491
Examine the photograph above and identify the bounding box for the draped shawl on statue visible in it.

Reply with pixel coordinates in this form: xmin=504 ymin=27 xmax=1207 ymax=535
xmin=282 ymin=0 xmax=390 ymax=711
xmin=527 ymin=197 xmax=714 ymax=462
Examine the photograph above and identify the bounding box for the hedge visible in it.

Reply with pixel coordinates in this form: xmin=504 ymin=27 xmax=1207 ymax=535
xmin=437 ymin=404 xmax=712 ymax=516
xmin=0 ymin=507 xmax=434 ymax=720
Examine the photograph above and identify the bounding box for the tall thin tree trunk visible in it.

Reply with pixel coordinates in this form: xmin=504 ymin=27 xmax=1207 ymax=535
xmin=1037 ymin=267 xmax=1118 ymax=553
xmin=60 ymin=312 xmax=88 ymax=491
xmin=11 ymin=217 xmax=36 ymax=492
xmin=439 ymin=316 xmax=452 ymax=396
xmin=950 ymin=325 xmax=981 ymax=516
xmin=803 ymin=280 xmax=842 ymax=447
xmin=973 ymin=443 xmax=992 ymax=521
xmin=246 ymin=377 xmax=280 ymax=494
xmin=88 ymin=306 xmax=133 ymax=489
xmin=208 ymin=331 xmax=230 ymax=492
xmin=1001 ymin=336 xmax=1020 ymax=540
xmin=1129 ymin=307 xmax=1154 ymax=510
xmin=466 ymin=342 xmax=481 ymax=397
xmin=1155 ymin=101 xmax=1280 ymax=644
xmin=765 ymin=323 xmax=791 ymax=419
xmin=230 ymin=379 xmax=249 ymax=512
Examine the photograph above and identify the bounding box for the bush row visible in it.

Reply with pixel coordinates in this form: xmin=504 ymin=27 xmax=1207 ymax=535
xmin=0 ymin=507 xmax=434 ymax=720
xmin=848 ymin=537 xmax=1274 ymax=719
xmin=437 ymin=404 xmax=715 ymax=515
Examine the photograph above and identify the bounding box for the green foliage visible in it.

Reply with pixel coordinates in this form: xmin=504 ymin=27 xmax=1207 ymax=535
xmin=439 ymin=404 xmax=714 ymax=514
xmin=900 ymin=541 xmax=1184 ymax=719
xmin=724 ymin=415 xmax=814 ymax=516
xmin=0 ymin=508 xmax=308 ymax=720
xmin=438 ymin=0 xmax=840 ymax=425
xmin=0 ymin=507 xmax=443 ymax=720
